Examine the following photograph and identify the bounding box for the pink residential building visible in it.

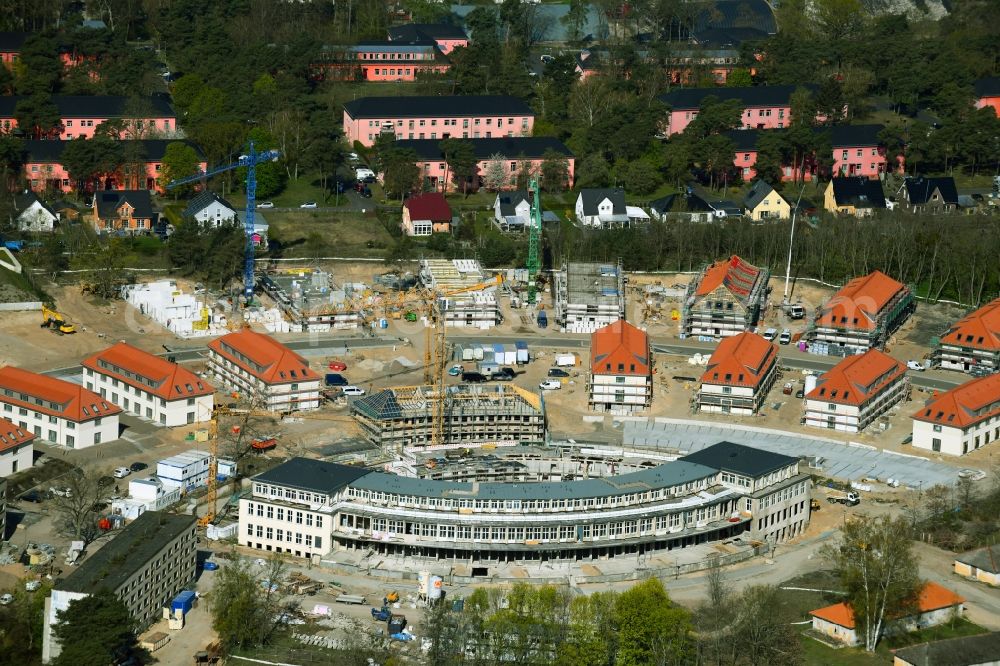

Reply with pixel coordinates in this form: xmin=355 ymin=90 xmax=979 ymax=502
xmin=343 ymin=96 xmax=534 ymax=147
xmin=390 ymin=137 xmax=574 ymax=193
xmin=387 ymin=23 xmax=468 ymax=55
xmin=975 ymin=77 xmax=1000 ymax=116
xmin=23 ymin=139 xmax=206 ymax=194
xmin=659 ymin=84 xmax=813 ymax=136
xmin=0 ymin=31 xmax=26 ymax=68
xmin=0 ymin=95 xmax=177 ymax=140
xmin=312 ymin=41 xmax=450 ymax=83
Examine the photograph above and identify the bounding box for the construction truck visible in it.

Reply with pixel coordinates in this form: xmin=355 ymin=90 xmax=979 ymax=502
xmin=40 ymin=306 xmax=76 ymax=334
xmin=827 ymin=491 xmax=860 ymax=506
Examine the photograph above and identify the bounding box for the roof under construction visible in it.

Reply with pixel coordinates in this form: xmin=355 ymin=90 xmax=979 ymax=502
xmin=562 ymin=262 xmax=623 ymax=307
xmin=419 ymin=259 xmax=489 ymax=291
xmin=353 ymin=383 xmax=542 ymax=421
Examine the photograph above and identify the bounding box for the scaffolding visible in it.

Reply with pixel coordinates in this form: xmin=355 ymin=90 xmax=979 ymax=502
xmin=554 ymin=261 xmax=625 ymax=334
xmin=682 ymin=256 xmax=769 ymax=338
xmin=419 ymin=259 xmax=500 ymax=329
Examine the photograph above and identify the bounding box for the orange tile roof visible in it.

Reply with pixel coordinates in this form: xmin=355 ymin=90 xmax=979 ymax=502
xmin=939 ymin=298 xmax=1000 ymax=352
xmin=807 ymin=349 xmax=906 ymax=406
xmin=810 ymin=582 xmax=964 ymax=629
xmin=208 ymin=330 xmax=319 ymax=385
xmin=912 ymin=373 xmax=1000 ymax=430
xmin=695 ymin=255 xmax=764 ymax=300
xmin=591 ymin=320 xmax=649 ymax=376
xmin=0 ymin=366 xmax=122 ymax=423
xmin=81 ymin=342 xmax=215 ymax=401
xmin=0 ymin=415 xmax=35 ymax=454
xmin=816 ymin=270 xmax=908 ymax=332
xmin=701 ymin=332 xmax=777 ymax=388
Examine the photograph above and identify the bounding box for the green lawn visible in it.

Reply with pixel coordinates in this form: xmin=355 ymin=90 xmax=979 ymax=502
xmin=799 ymin=633 xmax=882 ymax=666
xmin=264 ymin=211 xmax=394 ymax=259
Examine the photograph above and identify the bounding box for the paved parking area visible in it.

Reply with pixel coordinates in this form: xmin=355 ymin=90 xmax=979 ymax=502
xmin=622 ymin=419 xmax=960 ymax=488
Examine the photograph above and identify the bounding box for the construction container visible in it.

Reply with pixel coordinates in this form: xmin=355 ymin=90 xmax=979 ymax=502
xmin=502 ymin=345 xmax=517 ymax=365
xmin=171 ymin=590 xmax=196 ymax=617
xmin=555 ymin=354 xmax=577 ymax=367
xmin=492 ymin=344 xmax=504 ymax=364
xmin=388 ymin=614 xmax=407 ymax=634
xmin=515 ymin=341 xmax=529 ymax=364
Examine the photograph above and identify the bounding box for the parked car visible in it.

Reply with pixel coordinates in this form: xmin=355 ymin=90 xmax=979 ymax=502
xmin=461 ymin=371 xmax=487 ymax=383
xmin=492 ymin=367 xmax=517 ymax=381
xmin=24 ymin=580 xmax=41 ymax=592
xmin=795 ymin=388 xmax=804 ymax=399
xmin=547 ymin=368 xmax=570 ymax=378
xmin=113 ymin=467 xmax=131 ymax=479
xmin=129 ymin=462 xmax=148 ymax=472
xmin=355 ymin=167 xmax=376 ymax=181
xmin=958 ymin=469 xmax=987 ymax=481
xmin=347 ymin=152 xmax=360 ymax=163
xmin=299 ymin=201 xmax=318 ymax=209
xmin=19 ymin=490 xmax=43 ymax=503
xmin=906 ymin=360 xmax=926 ymax=371
xmin=342 ymin=386 xmax=366 ymax=396
xmin=325 ymin=373 xmax=348 ymax=387
xmin=359 ymin=187 xmax=373 ymax=198
xmin=257 ymin=201 xmax=275 ymax=209
xmin=49 ymin=487 xmax=71 ymax=498
xmin=778 ymin=329 xmax=792 ymax=345
xmin=539 ymin=380 xmax=562 ymax=390
xmin=447 ymin=365 xmax=463 ymax=376
xmin=788 ymin=304 xmax=805 ymax=319
xmin=0 ymin=594 xmax=12 ymax=605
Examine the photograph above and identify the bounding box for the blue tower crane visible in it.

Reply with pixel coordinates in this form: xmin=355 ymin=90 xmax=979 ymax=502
xmin=167 ymin=141 xmax=280 ymax=304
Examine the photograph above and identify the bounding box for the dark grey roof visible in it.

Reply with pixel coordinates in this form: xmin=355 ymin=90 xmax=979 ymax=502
xmin=649 ymin=194 xmax=678 ymax=214
xmin=23 ymin=139 xmax=203 ymax=163
xmin=254 ymin=457 xmax=372 ymax=494
xmin=578 ymin=188 xmax=626 ymax=216
xmin=450 ymin=4 xmax=607 ymax=43
xmin=691 ymin=27 xmax=770 ymax=48
xmin=974 ymin=77 xmax=1000 ymax=98
xmin=744 ymin=180 xmax=777 ymax=209
xmin=13 ymin=191 xmax=55 ymax=216
xmin=954 ymin=544 xmax=1000 ymax=574
xmin=388 ymin=23 xmax=467 ymax=41
xmin=830 ymin=177 xmax=886 ymax=209
xmin=825 ymin=124 xmax=884 ymax=148
xmin=0 ymin=32 xmax=28 ymax=51
xmin=496 ymin=191 xmax=531 ymax=217
xmin=57 ymin=512 xmax=195 ymax=594
xmin=392 ymin=137 xmax=572 ymax=161
xmin=904 ymin=176 xmax=959 ymax=206
xmin=182 ymin=191 xmax=237 ymax=218
xmin=348 ymin=460 xmax=719 ymax=500
xmin=680 ymin=441 xmax=797 ymax=478
xmin=344 ymin=95 xmax=532 ymax=120
xmin=727 ymin=129 xmax=762 ymax=152
xmin=691 ymin=0 xmax=777 ymax=35
xmin=0 ymin=95 xmax=175 ymax=118
xmin=94 ymin=190 xmax=154 ymax=220
xmin=892 ymin=632 xmax=1000 ymax=666
xmin=660 ymin=84 xmax=811 ymax=111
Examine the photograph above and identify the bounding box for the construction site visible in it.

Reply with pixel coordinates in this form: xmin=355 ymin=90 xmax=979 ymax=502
xmin=418 ymin=259 xmax=500 ymax=329
xmin=553 ymin=261 xmax=626 ymax=333
xmin=258 ymin=268 xmax=367 ymax=332
xmin=350 ymin=384 xmax=546 ymax=451
xmin=682 ymin=255 xmax=770 ymax=338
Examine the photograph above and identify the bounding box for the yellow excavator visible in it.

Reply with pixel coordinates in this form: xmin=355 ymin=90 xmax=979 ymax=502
xmin=40 ymin=306 xmax=76 ymax=335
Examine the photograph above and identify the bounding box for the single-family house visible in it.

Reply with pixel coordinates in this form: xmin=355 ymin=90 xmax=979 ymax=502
xmin=893 ymin=631 xmax=1000 ymax=666
xmin=953 ymin=545 xmax=1000 ymax=587
xmin=392 ymin=137 xmax=574 ymax=193
xmin=575 ymin=188 xmax=628 ymax=227
xmin=824 ymin=177 xmax=887 ymax=216
xmin=659 ymin=84 xmax=816 ymax=136
xmin=810 ymin=582 xmax=965 ymax=647
xmin=743 ymin=180 xmax=789 ymax=221
xmin=343 ymin=95 xmax=534 ymax=147
xmin=0 ymin=95 xmax=176 ymax=140
xmin=91 ymin=190 xmax=158 ymax=235
xmin=0 ymin=416 xmax=35 ymax=477
xmin=13 ymin=191 xmax=58 ymax=232
xmin=648 ymin=194 xmax=678 ymax=221
xmin=933 ymin=298 xmax=1000 ymax=375
xmin=901 ymin=176 xmax=959 ymax=213
xmin=183 ymin=191 xmax=238 ymax=228
xmin=589 ymin=320 xmax=651 ymax=414
xmin=698 ymin=331 xmax=778 ymax=414
xmin=387 ymin=23 xmax=468 ymax=55
xmin=402 ymin=192 xmax=452 ymax=236
xmin=683 ymin=255 xmax=769 ymax=337
xmin=911 ymin=373 xmax=1000 ymax=456
xmin=975 ymin=77 xmax=1000 ymax=116
xmin=312 ymin=41 xmax=450 ymax=82
xmin=803 ymin=349 xmax=908 ymax=433
xmin=809 ymin=270 xmax=914 ymax=354
xmin=494 ymin=191 xmax=531 ymax=231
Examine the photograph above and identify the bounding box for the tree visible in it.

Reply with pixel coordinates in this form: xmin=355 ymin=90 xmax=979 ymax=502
xmin=170 ymin=74 xmax=206 ymax=112
xmin=614 ymin=578 xmax=693 ymax=666
xmin=60 ymin=135 xmax=124 ymax=192
xmin=754 ymin=132 xmax=787 ymax=186
xmin=239 ymin=128 xmax=286 ymax=199
xmin=0 ymin=581 xmax=51 ymax=663
xmin=725 ymin=68 xmax=753 ymax=87
xmin=211 ymin=556 xmax=293 ymax=653
xmin=158 ymin=141 xmax=202 ymax=196
xmin=574 ymin=153 xmax=611 ymax=189
xmin=48 ymin=467 xmax=108 ymax=545
xmin=731 ymin=585 xmax=803 ymax=665
xmin=556 ymin=592 xmax=616 ymax=666
xmin=15 ymin=33 xmax=62 ymax=95
xmin=540 ymin=149 xmax=570 ymax=192
xmin=439 ymin=138 xmax=478 ymax=195
xmin=381 ymin=147 xmax=421 ymax=200
xmin=621 ymin=160 xmax=661 ymax=195
xmin=52 ymin=589 xmax=143 ymax=666
xmin=72 ymin=237 xmax=130 ymax=299
xmin=13 ymin=93 xmax=61 ymax=139
xmin=560 ymin=0 xmax=590 ymax=43
xmin=483 ymin=152 xmax=509 ymax=192
xmin=824 ymin=515 xmax=921 ymax=652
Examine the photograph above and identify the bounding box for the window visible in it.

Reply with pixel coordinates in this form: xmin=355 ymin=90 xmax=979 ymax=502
xmin=932 ymin=438 xmax=941 ymax=452
xmin=932 ymin=424 xmax=942 ymax=432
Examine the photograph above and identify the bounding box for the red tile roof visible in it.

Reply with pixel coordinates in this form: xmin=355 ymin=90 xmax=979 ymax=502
xmin=208 ymin=330 xmax=319 ymax=385
xmin=0 ymin=416 xmax=35 ymax=454
xmin=404 ymin=192 xmax=452 ymax=222
xmin=810 ymin=582 xmax=964 ymax=629
xmin=701 ymin=332 xmax=777 ymax=388
xmin=939 ymin=298 xmax=1000 ymax=352
xmin=912 ymin=373 xmax=1000 ymax=430
xmin=695 ymin=255 xmax=764 ymax=300
xmin=816 ymin=270 xmax=907 ymax=332
xmin=81 ymin=342 xmax=215 ymax=402
xmin=0 ymin=366 xmax=122 ymax=423
xmin=591 ymin=320 xmax=649 ymax=376
xmin=807 ymin=349 xmax=906 ymax=406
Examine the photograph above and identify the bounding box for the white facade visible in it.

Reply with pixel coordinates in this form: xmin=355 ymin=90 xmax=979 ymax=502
xmin=0 ymin=442 xmax=32 ymax=477
xmin=112 ymin=478 xmax=182 ymax=520
xmin=157 ymin=450 xmax=212 ymax=491
xmin=0 ymin=401 xmax=118 ymax=449
xmin=239 ymin=493 xmax=331 ymax=559
xmin=804 ymin=378 xmax=908 ymax=433
xmin=83 ymin=367 xmax=214 ymax=427
xmin=207 ymin=351 xmax=321 ymax=412
xmin=17 ymin=201 xmax=58 ymax=232
xmin=590 ymin=374 xmax=650 ymax=413
xmin=493 ymin=194 xmax=530 ymax=231
xmin=912 ymin=417 xmax=1000 ymax=457
xmin=192 ymin=199 xmax=238 ymax=228
xmin=698 ymin=382 xmax=761 ymax=415
xmin=575 ymin=195 xmax=618 ymax=227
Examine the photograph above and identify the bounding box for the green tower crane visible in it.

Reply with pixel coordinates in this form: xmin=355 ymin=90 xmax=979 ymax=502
xmin=527 ymin=176 xmax=542 ymax=303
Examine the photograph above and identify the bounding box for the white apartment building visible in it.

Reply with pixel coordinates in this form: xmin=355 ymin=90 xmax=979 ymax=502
xmin=809 ymin=270 xmax=915 ymax=355
xmin=912 ymin=374 xmax=1000 ymax=456
xmin=804 ymin=349 xmax=908 ymax=433
xmin=0 ymin=416 xmax=35 ymax=477
xmin=82 ymin=342 xmax=215 ymax=426
xmin=0 ymin=366 xmax=121 ymax=449
xmin=698 ymin=332 xmax=778 ymax=415
xmin=589 ymin=320 xmax=652 ymax=414
xmin=112 ymin=477 xmax=182 ymax=520
xmin=933 ymin=298 xmax=1000 ymax=375
xmin=207 ymin=330 xmax=321 ymax=412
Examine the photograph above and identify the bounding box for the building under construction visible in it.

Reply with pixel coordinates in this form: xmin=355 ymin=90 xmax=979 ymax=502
xmin=419 ymin=259 xmax=500 ymax=329
xmin=259 ymin=269 xmax=366 ymax=331
xmin=682 ymin=256 xmax=769 ymax=338
xmin=351 ymin=384 xmax=545 ymax=450
xmin=553 ymin=261 xmax=625 ymax=333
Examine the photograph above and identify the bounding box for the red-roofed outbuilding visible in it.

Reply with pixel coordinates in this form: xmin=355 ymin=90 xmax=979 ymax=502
xmin=589 ymin=320 xmax=651 ymax=413
xmin=401 ymin=193 xmax=452 ymax=236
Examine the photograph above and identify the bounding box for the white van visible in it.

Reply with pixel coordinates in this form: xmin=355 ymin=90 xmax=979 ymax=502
xmin=762 ymin=328 xmax=778 ymax=341
xmin=778 ymin=329 xmax=792 ymax=345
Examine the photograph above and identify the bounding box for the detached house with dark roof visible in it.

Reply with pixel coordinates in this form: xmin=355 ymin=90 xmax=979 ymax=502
xmin=974 ymin=76 xmax=1000 ymax=116
xmin=953 ymin=544 xmax=1000 ymax=587
xmin=933 ymin=298 xmax=1000 ymax=375
xmin=13 ymin=191 xmax=58 ymax=232
xmin=493 ymin=191 xmax=531 ymax=231
xmin=809 ymin=270 xmax=914 ymax=354
xmin=683 ymin=255 xmax=769 ymax=338
xmin=824 ymin=177 xmax=887 ymax=216
xmin=207 ymin=330 xmax=321 ymax=412
xmin=804 ymin=349 xmax=908 ymax=433
xmin=900 ymin=176 xmax=959 ymax=213
xmin=743 ymin=180 xmax=789 ymax=221
xmin=82 ymin=342 xmax=215 ymax=427
xmin=911 ymin=373 xmax=1000 ymax=456
xmin=575 ymin=188 xmax=628 ymax=227
xmin=589 ymin=320 xmax=651 ymax=414
xmin=91 ymin=190 xmax=157 ymax=234
xmin=698 ymin=331 xmax=778 ymax=414
xmin=183 ymin=190 xmax=238 ymax=228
